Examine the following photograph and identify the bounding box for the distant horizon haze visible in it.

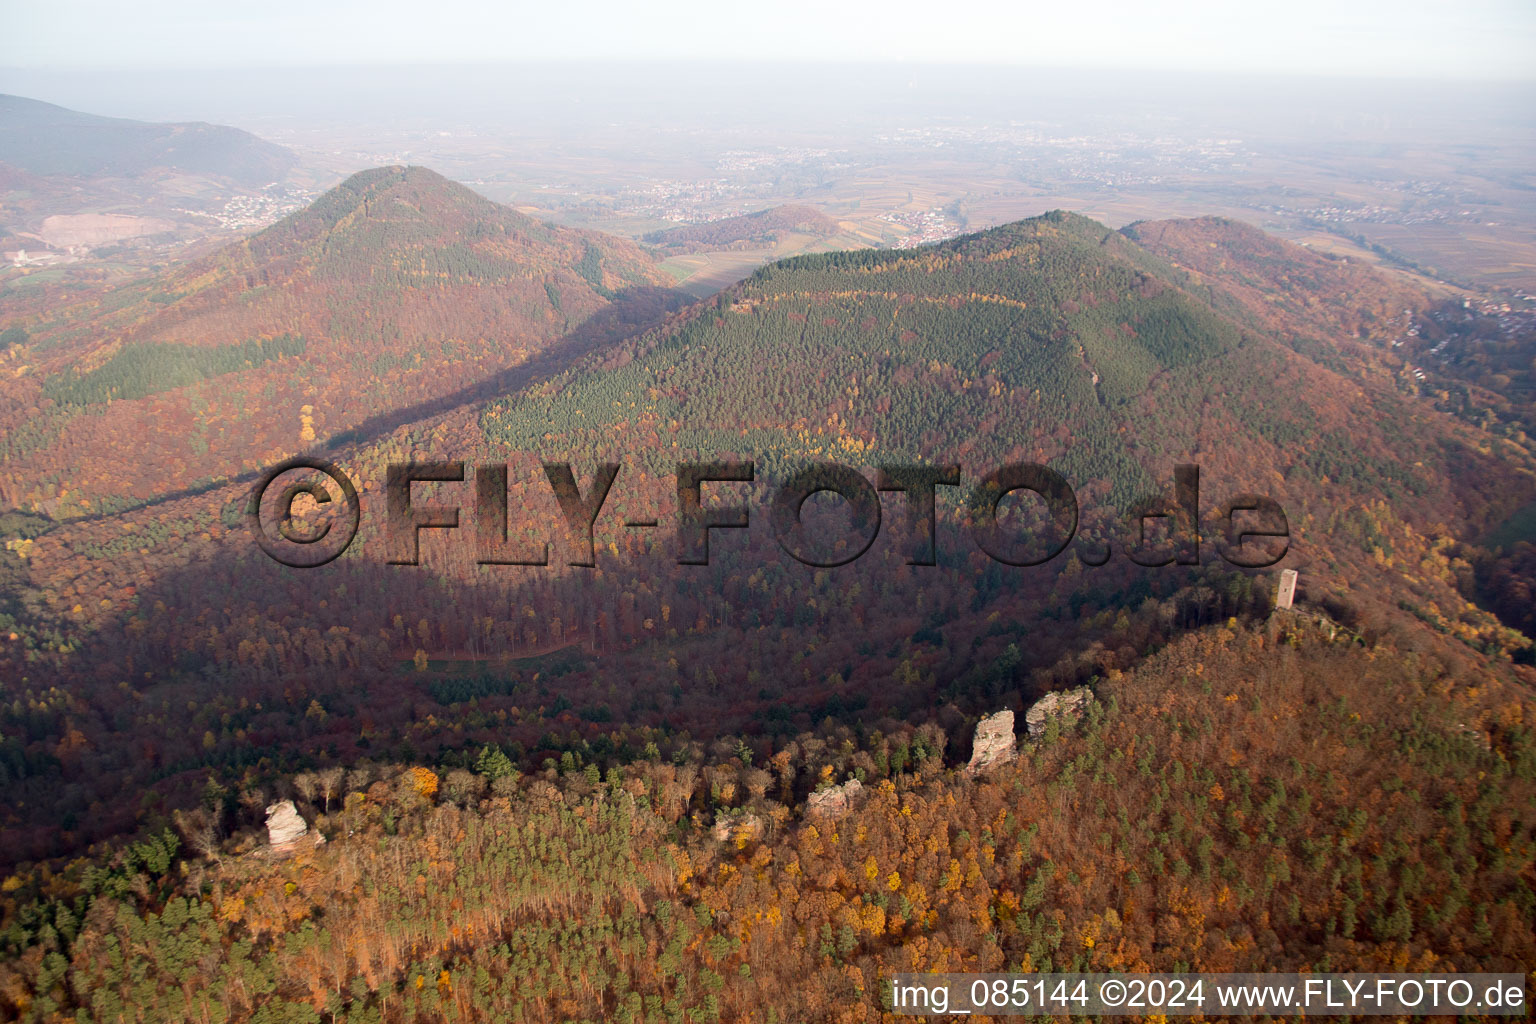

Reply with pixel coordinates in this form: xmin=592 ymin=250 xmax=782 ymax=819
xmin=0 ymin=62 xmax=1531 ymax=141
xmin=2 ymin=0 xmax=1534 ymax=80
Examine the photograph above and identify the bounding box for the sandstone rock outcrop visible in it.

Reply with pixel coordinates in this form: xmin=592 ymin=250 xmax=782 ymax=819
xmin=1024 ymin=686 xmax=1094 ymax=738
xmin=711 ymin=811 xmax=765 ymax=844
xmin=265 ymin=800 xmax=309 ymax=848
xmin=806 ymin=778 xmax=864 ymax=818
xmin=966 ymin=709 xmax=1017 ymax=775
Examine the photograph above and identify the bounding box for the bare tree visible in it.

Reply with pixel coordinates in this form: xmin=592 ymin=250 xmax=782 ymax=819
xmin=173 ymin=807 xmax=222 ymax=864
xmin=744 ymin=767 xmax=773 ymax=803
xmin=318 ymin=765 xmax=346 ymax=814
xmin=444 ymin=769 xmax=486 ymax=806
xmin=293 ymin=772 xmax=319 ymax=809
xmin=347 ymin=763 xmax=374 ymax=794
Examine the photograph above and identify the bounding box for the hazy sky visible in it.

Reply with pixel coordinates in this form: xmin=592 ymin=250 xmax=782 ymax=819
xmin=3 ymin=0 xmax=1534 ymax=79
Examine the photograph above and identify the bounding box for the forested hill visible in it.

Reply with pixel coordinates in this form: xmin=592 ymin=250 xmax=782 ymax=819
xmin=479 ymin=209 xmax=1533 ymax=531
xmin=1 ymin=208 xmax=1531 ymax=884
xmin=0 ymin=166 xmax=685 ymax=513
xmin=0 ymin=94 xmax=296 ymax=186
xmin=1123 ymin=215 xmax=1433 ymax=344
xmin=643 ymin=204 xmax=839 ymax=251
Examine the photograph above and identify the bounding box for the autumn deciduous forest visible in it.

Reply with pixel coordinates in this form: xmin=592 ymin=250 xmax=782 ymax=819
xmin=0 ymin=169 xmax=1533 ymax=1021
xmin=1 ymin=623 xmax=1532 ymax=1022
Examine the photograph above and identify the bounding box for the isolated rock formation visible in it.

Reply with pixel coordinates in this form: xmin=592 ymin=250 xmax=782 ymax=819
xmin=711 ymin=811 xmax=766 ymax=843
xmin=265 ymin=800 xmax=309 ymax=847
xmin=806 ymin=778 xmax=864 ymax=818
xmin=1025 ymin=686 xmax=1094 ymax=738
xmin=966 ymin=710 xmax=1017 ymax=774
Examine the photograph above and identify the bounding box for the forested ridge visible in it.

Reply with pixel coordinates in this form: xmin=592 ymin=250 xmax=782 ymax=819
xmin=0 ymin=93 xmax=296 ymax=186
xmin=0 ymin=620 xmax=1531 ymax=1021
xmin=2 ymin=207 xmax=1532 ymax=871
xmin=0 ymin=200 xmax=1533 ymax=1020
xmin=0 ymin=166 xmax=682 ymax=512
xmin=643 ymin=205 xmax=839 ymax=251
xmin=478 ymin=210 xmax=1532 ymax=528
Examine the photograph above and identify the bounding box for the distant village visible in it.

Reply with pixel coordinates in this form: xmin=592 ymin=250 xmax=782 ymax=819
xmin=5 ymin=183 xmax=317 ymax=269
xmin=879 ymin=207 xmax=960 ymax=247
xmin=174 ymin=183 xmax=316 ymax=231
